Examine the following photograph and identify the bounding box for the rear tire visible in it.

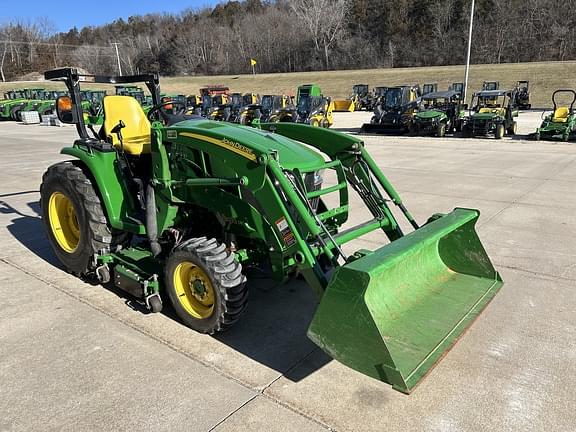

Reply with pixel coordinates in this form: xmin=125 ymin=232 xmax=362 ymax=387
xmin=40 ymin=161 xmax=129 ymax=276
xmin=507 ymin=121 xmax=517 ymax=135
xmin=495 ymin=123 xmax=505 ymax=139
xmin=165 ymin=237 xmax=248 ymax=334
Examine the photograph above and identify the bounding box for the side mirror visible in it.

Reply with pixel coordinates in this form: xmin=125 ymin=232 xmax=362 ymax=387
xmin=56 ymin=96 xmax=79 ymax=124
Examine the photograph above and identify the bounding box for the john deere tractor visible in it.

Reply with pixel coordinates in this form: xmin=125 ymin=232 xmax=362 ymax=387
xmin=533 ymin=89 xmax=576 ymax=142
xmin=40 ymin=68 xmax=502 ymax=394
xmin=463 ymin=89 xmax=518 ymax=139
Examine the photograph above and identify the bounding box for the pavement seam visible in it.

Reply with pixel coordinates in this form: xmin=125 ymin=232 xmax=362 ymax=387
xmin=0 ymin=257 xmax=337 ymax=432
xmin=206 ymin=393 xmax=259 ymax=432
xmin=497 ymin=264 xmax=576 ymax=284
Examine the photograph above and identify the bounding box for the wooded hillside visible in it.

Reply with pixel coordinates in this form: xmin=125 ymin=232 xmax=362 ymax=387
xmin=1 ymin=0 xmax=574 ymax=80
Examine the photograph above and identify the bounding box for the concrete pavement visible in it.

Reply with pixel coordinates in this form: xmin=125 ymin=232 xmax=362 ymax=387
xmin=0 ymin=111 xmax=575 ymax=431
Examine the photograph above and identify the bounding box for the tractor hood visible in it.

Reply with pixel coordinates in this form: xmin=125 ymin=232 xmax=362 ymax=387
xmin=166 ymin=119 xmax=326 ymax=170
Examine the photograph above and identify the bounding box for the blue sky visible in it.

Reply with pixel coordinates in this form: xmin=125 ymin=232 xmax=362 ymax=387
xmin=1 ymin=0 xmax=221 ymax=33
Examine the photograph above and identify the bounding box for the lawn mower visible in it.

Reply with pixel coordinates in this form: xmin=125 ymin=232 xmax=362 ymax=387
xmin=361 ymin=86 xmax=420 ymax=134
xmin=532 ymin=89 xmax=576 ymax=142
xmin=462 ymin=89 xmax=518 ymax=139
xmin=514 ymin=81 xmax=531 ymax=110
xmin=411 ymin=90 xmax=466 ymax=137
xmin=40 ymin=68 xmax=502 ymax=394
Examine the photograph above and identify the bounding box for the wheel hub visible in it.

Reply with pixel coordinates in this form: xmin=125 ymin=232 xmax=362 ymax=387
xmin=191 ymin=278 xmax=208 ymax=301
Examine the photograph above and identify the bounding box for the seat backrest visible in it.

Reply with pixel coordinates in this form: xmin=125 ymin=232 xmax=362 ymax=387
xmin=479 ymin=107 xmax=506 ymax=116
xmin=553 ymin=106 xmax=569 ymax=122
xmin=102 ymin=95 xmax=151 ymax=155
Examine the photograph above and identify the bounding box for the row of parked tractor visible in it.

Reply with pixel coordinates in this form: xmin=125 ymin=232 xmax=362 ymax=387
xmin=337 ymin=80 xmax=575 ymax=142
xmin=332 ymin=80 xmax=530 ymax=139
xmin=168 ymin=83 xmax=335 ymax=128
xmin=0 ymin=87 xmax=107 ymax=122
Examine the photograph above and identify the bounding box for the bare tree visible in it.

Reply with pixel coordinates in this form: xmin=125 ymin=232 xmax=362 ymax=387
xmin=289 ymin=0 xmax=350 ymax=69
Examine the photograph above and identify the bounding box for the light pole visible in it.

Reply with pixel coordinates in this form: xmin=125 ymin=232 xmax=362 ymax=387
xmin=112 ymin=42 xmax=122 ymax=76
xmin=463 ymin=0 xmax=475 ymax=103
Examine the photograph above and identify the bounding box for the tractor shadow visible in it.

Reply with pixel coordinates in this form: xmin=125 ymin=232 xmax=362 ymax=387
xmin=4 ymin=196 xmax=331 ymax=381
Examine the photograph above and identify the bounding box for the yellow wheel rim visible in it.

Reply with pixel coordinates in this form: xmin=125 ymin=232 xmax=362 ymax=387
xmin=173 ymin=262 xmax=215 ymax=319
xmin=48 ymin=192 xmax=80 ymax=253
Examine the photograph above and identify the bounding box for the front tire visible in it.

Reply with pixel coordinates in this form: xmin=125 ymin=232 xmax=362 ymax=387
xmin=40 ymin=161 xmax=128 ymax=275
xmin=436 ymin=123 xmax=446 ymax=137
xmin=495 ymin=123 xmax=505 ymax=139
xmin=165 ymin=237 xmax=248 ymax=334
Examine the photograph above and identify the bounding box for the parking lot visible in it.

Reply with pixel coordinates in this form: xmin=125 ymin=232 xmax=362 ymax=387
xmin=1 ymin=111 xmax=575 ymax=431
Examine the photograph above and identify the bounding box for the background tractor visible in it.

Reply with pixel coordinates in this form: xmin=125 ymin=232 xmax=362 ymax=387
xmin=259 ymin=94 xmax=293 ymax=122
xmin=533 ymin=89 xmax=576 ymax=142
xmin=463 ymin=89 xmax=518 ymax=139
xmin=421 ymin=83 xmax=438 ymax=96
xmin=333 ymin=84 xmax=370 ymax=112
xmin=296 ymin=94 xmax=334 ymax=127
xmin=411 ymin=90 xmax=466 ymax=137
xmin=41 ymin=68 xmax=502 ymax=395
xmin=514 ymin=80 xmax=531 ymax=110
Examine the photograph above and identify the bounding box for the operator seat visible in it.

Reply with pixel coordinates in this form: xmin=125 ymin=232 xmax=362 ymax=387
xmin=552 ymin=107 xmax=569 ymax=123
xmin=102 ymin=95 xmax=151 ymax=155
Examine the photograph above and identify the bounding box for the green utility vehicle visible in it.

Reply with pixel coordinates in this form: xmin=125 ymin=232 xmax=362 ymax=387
xmin=411 ymin=90 xmax=466 ymax=137
xmin=533 ymin=89 xmax=576 ymax=142
xmin=41 ymin=68 xmax=502 ymax=394
xmin=361 ymin=86 xmax=420 ymax=134
xmin=462 ymin=90 xmax=518 ymax=139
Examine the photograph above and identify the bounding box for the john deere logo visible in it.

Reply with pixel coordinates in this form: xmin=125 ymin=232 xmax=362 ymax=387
xmin=221 ymin=138 xmax=255 ymax=159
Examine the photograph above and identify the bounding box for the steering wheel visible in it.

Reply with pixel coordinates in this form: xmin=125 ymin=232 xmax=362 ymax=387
xmin=147 ymin=100 xmax=188 ymax=123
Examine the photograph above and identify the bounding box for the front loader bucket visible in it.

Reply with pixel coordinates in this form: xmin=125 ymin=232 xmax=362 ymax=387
xmin=308 ymin=208 xmax=502 ymax=394
xmin=333 ymin=100 xmax=355 ymax=112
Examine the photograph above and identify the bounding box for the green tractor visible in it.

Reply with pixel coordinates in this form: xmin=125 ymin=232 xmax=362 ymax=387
xmin=533 ymin=89 xmax=576 ymax=142
xmin=462 ymin=90 xmax=518 ymax=139
xmin=411 ymin=90 xmax=466 ymax=137
xmin=41 ymin=68 xmax=502 ymax=394
xmin=0 ymin=88 xmax=44 ymax=120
